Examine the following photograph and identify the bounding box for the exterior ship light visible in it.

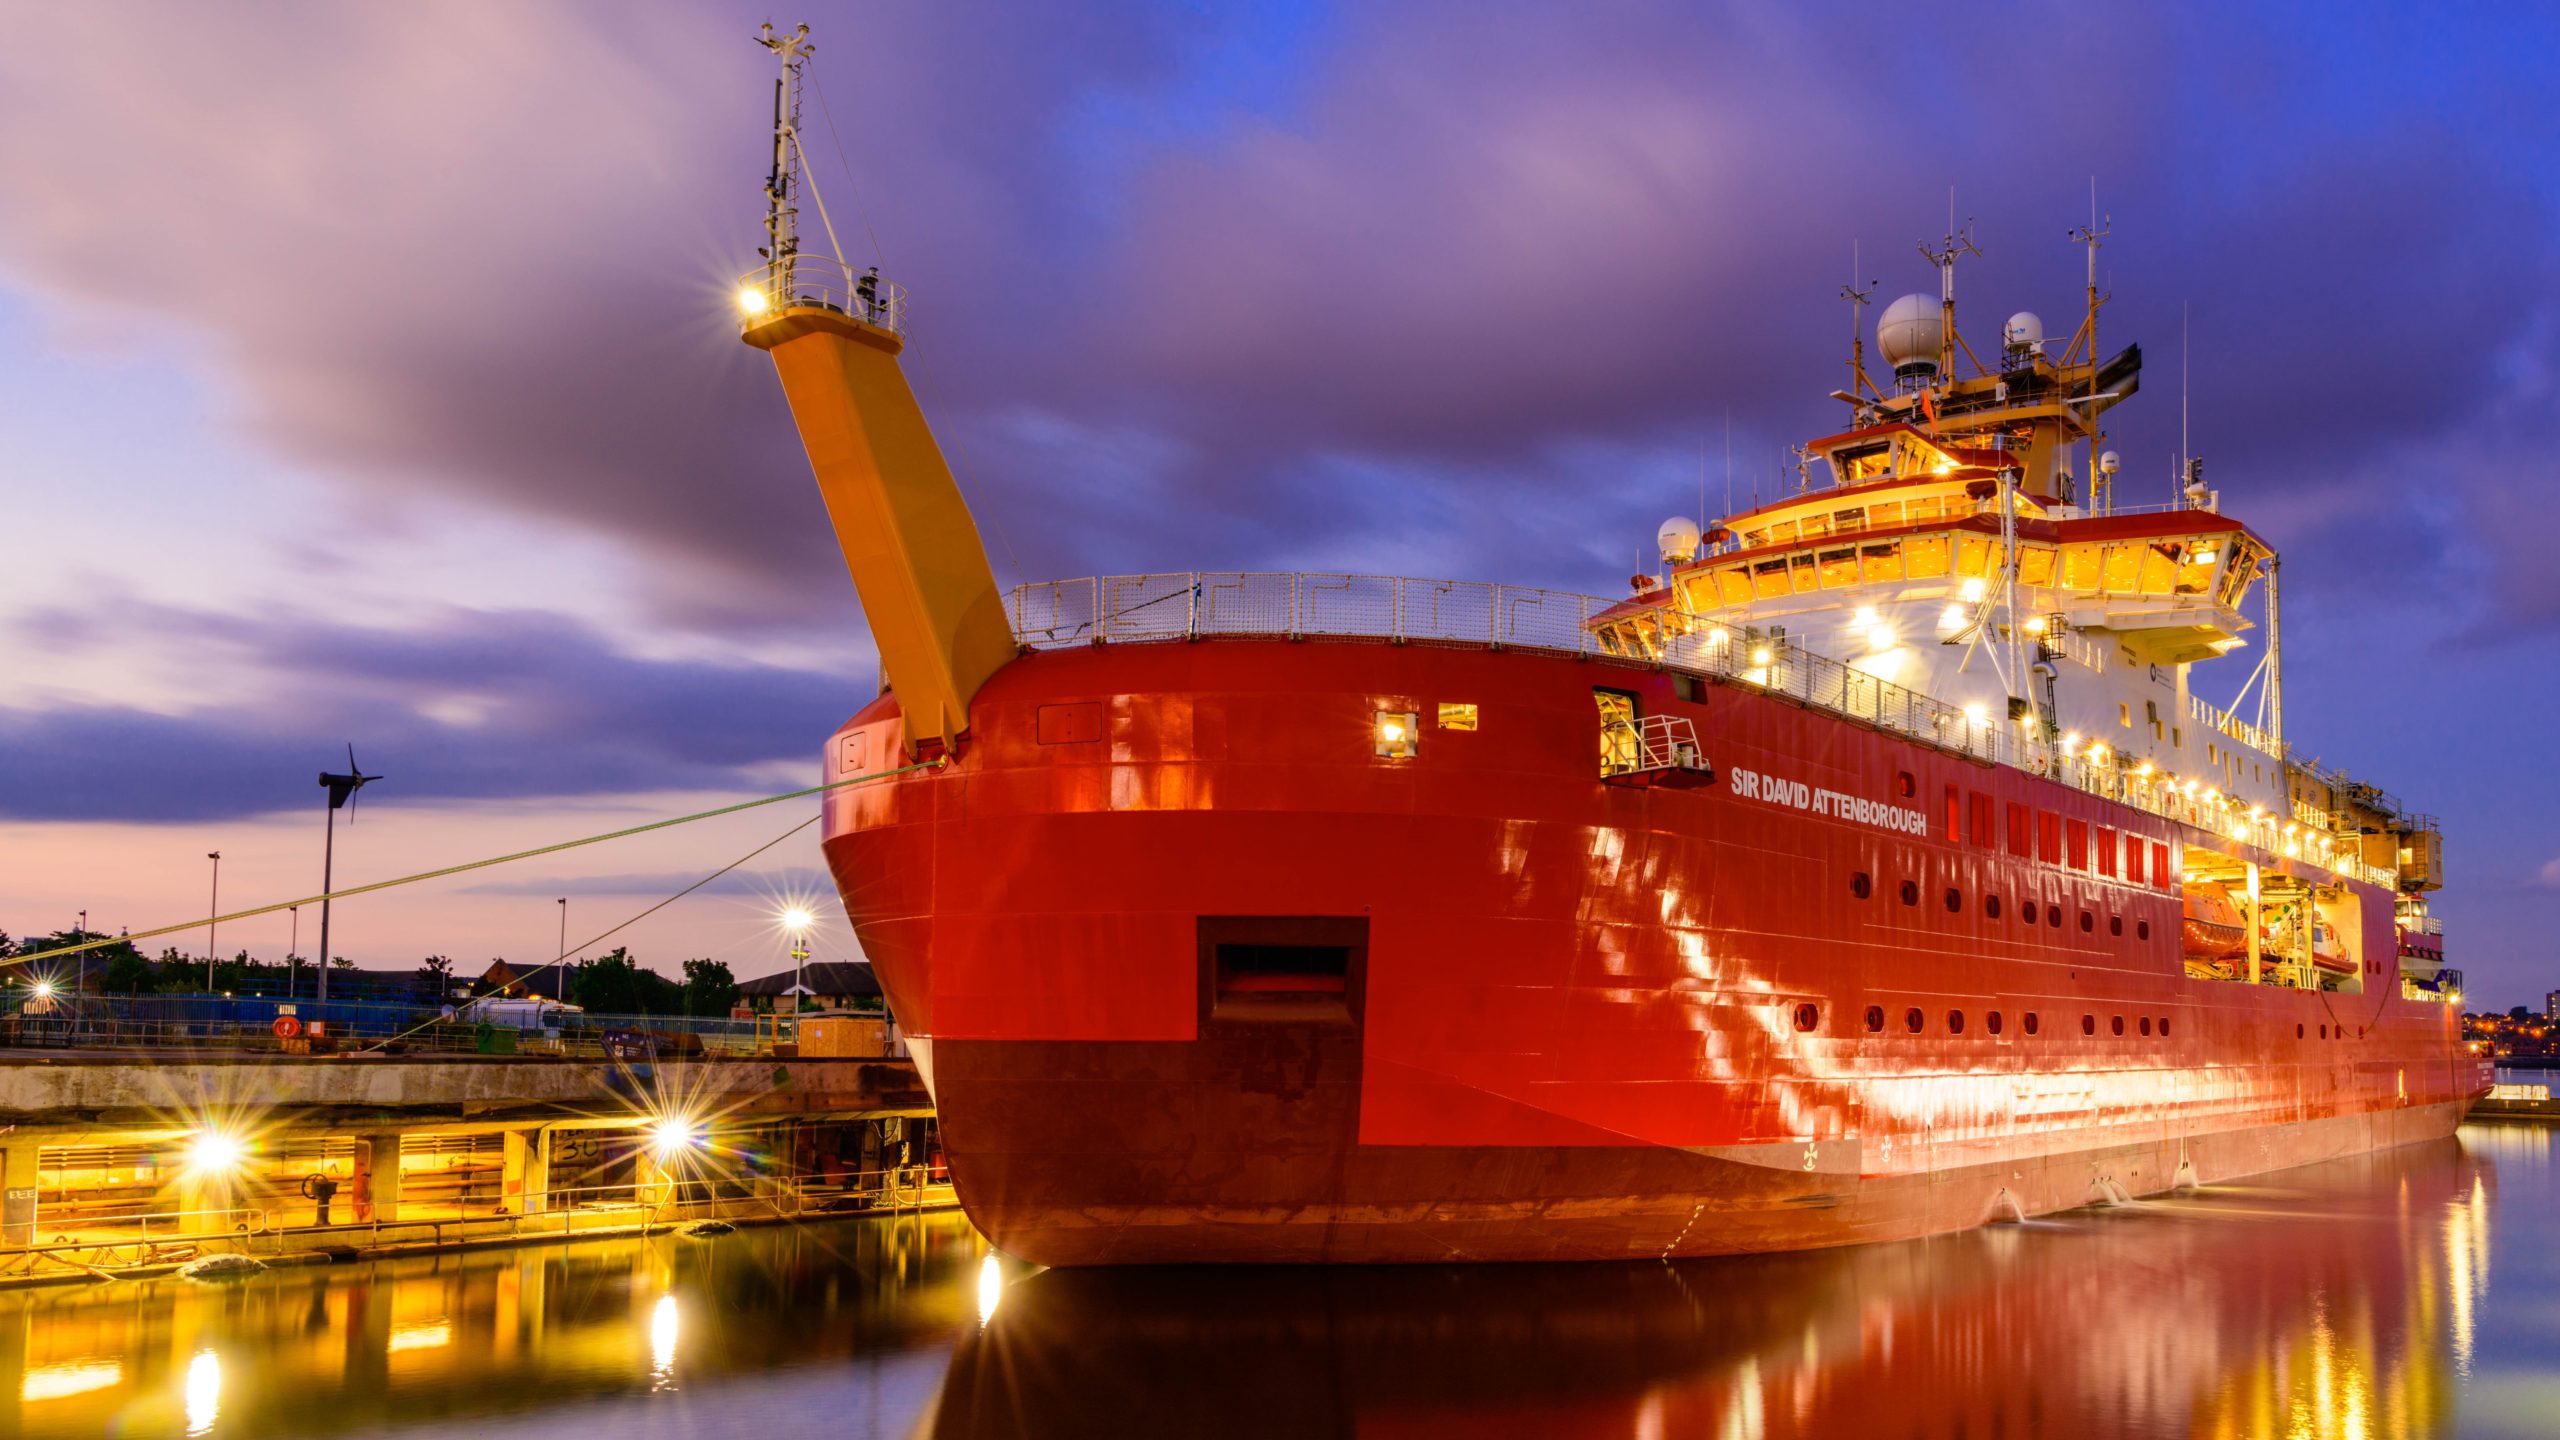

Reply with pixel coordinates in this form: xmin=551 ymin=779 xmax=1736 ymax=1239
xmin=1375 ymin=711 xmax=1418 ymax=759
xmin=736 ymin=285 xmax=770 ymax=317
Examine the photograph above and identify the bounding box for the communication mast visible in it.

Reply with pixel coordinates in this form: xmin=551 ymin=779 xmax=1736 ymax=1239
xmin=1916 ymin=212 xmax=1983 ymax=382
xmin=1841 ymin=243 xmax=1878 ymax=400
xmin=2067 ymin=185 xmax=2111 ymax=510
xmin=754 ymin=24 xmax=813 ymax=300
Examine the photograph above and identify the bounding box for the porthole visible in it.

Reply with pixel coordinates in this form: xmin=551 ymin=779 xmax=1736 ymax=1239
xmin=2161 ymin=1017 xmax=2172 ymax=1037
xmin=2022 ymin=900 xmax=2039 ymax=925
xmin=1865 ymin=1005 xmax=1885 ymax=1033
xmin=2137 ymin=919 xmax=2152 ymax=941
xmin=2024 ymin=1012 xmax=2041 ymax=1036
xmin=1904 ymin=1007 xmax=1925 ymax=1034
xmin=2319 ymin=1024 xmax=2328 ymax=1039
xmin=1899 ymin=879 xmax=1919 ymax=907
xmin=2296 ymin=1023 xmax=2305 ymax=1039
xmin=1793 ymin=1002 xmax=1819 ymax=1033
xmin=1896 ymin=769 xmax=1916 ymax=798
xmin=2047 ymin=905 xmax=2062 ymax=929
xmin=2109 ymin=916 xmax=2123 ymax=937
xmin=2140 ymin=1016 xmax=2153 ymax=1036
xmin=1944 ymin=887 xmax=1962 ymax=913
xmin=1987 ymin=1010 xmax=2004 ymax=1035
xmin=1948 ymin=1009 xmax=1966 ymax=1034
xmin=2082 ymin=1014 xmax=2096 ymax=1036
xmin=2079 ymin=910 xmax=2094 ymax=933
xmin=2111 ymin=1015 xmax=2125 ymax=1037
xmin=1985 ymin=894 xmax=2004 ymax=920
xmin=1851 ymin=871 xmax=1873 ymax=900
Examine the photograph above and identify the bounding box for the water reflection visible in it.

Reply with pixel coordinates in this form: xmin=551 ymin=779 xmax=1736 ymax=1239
xmin=0 ymin=1134 xmax=2549 ymax=1438
xmin=939 ymin=1138 xmax=2511 ymax=1440
xmin=0 ymin=1212 xmax=981 ymax=1438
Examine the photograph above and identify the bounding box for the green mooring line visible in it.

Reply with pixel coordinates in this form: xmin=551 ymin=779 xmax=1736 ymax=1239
xmin=7 ymin=759 xmax=944 ymax=967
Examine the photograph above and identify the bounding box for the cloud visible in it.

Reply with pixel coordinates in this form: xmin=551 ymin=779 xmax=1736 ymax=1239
xmin=0 ymin=602 xmax=861 ymax=821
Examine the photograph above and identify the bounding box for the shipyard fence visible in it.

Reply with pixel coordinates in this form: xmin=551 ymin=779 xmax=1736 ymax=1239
xmin=1005 ymin=572 xmax=2399 ymax=891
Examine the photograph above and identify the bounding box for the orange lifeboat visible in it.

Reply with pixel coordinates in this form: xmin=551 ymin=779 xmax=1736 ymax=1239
xmin=2181 ymin=883 xmax=2248 ymax=959
xmin=2309 ymin=920 xmax=2356 ymax=976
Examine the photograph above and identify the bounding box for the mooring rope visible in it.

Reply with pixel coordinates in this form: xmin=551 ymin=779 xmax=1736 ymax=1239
xmin=6 ymin=759 xmax=943 ymax=967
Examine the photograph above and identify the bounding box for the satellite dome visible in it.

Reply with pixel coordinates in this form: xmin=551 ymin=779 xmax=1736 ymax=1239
xmin=1657 ymin=516 xmax=1703 ymax=564
xmin=1877 ymin=293 xmax=1944 ymax=379
xmin=2004 ymin=311 xmax=2044 ymax=350
xmin=2098 ymin=450 xmax=2121 ymax=474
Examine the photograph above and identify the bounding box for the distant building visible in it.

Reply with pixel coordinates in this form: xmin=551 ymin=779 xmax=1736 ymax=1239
xmin=736 ymin=960 xmax=883 ymax=1013
xmin=2547 ymin=989 xmax=2559 ymax=1021
xmin=477 ymin=959 xmax=575 ymax=1002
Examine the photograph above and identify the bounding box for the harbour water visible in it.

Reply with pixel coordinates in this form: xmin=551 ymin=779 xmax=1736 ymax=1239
xmin=2 ymin=1125 xmax=2551 ymax=1439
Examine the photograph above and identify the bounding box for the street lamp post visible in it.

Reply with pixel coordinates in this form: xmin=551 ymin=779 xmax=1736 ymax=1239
xmin=75 ymin=909 xmax=86 ymax=999
xmin=288 ymin=905 xmax=300 ymax=1000
xmin=206 ymin=851 xmax=222 ymax=994
xmin=782 ymin=907 xmax=815 ymax=1016
xmin=557 ymin=898 xmax=568 ymax=963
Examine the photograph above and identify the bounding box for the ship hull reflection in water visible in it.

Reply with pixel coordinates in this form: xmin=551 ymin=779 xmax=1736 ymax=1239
xmin=0 ymin=1132 xmax=2548 ymax=1438
xmin=946 ymin=1134 xmax=2540 ymax=1440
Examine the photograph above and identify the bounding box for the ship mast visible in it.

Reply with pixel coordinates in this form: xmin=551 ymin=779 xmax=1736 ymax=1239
xmin=754 ymin=24 xmax=811 ymax=305
xmin=1841 ymin=245 xmax=1878 ymax=401
xmin=1916 ymin=211 xmax=1982 ymax=386
xmin=2068 ymin=188 xmax=2110 ymax=511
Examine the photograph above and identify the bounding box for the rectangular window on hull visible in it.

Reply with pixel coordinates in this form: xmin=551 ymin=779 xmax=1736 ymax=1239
xmin=1969 ymin=792 xmax=1996 ymax=849
xmin=2007 ymin=801 xmax=2033 ymax=857
xmin=2153 ymin=842 xmax=2174 ymax=888
xmin=2095 ymin=827 xmax=2117 ymax=878
xmin=1200 ymin=916 xmax=1366 ymax=1025
xmin=2038 ymin=811 xmax=2062 ymax=865
xmin=2066 ymin=818 xmax=2089 ymax=870
xmin=2125 ymin=837 xmax=2145 ymax=884
xmin=1945 ymin=784 xmax=1962 ymax=843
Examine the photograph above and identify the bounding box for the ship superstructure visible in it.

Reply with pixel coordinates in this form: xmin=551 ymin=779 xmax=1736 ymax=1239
xmin=736 ymin=31 xmax=2483 ymax=1266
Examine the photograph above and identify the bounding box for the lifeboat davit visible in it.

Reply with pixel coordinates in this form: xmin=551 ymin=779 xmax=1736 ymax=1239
xmin=2309 ymin=921 xmax=2357 ymax=976
xmin=2181 ymin=883 xmax=2248 ymax=959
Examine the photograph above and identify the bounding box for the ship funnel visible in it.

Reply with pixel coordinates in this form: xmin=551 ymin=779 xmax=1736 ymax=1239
xmin=742 ymin=268 xmax=1016 ymax=759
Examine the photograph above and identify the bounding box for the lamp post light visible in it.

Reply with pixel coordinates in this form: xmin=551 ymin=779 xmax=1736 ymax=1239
xmin=782 ymin=907 xmax=815 ymax=1014
xmin=557 ymin=898 xmax=569 ymax=963
xmin=287 ymin=905 xmax=300 ymax=1000
xmin=206 ymin=851 xmax=222 ymax=994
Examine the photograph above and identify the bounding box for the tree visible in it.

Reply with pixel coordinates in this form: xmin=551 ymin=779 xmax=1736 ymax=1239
xmin=102 ymin=946 xmax=159 ymax=995
xmin=419 ymin=955 xmax=456 ymax=996
xmin=2512 ymin=1005 xmax=2532 ymax=1023
xmin=571 ymin=947 xmax=683 ymax=1015
xmin=681 ymin=958 xmax=740 ymax=1017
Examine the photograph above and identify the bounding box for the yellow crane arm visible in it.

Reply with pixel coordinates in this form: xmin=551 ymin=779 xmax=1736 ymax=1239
xmin=744 ymin=305 xmax=1015 ymax=759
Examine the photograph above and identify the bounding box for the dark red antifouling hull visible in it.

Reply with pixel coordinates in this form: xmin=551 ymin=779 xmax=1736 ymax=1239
xmin=820 ymin=638 xmax=2485 ymax=1265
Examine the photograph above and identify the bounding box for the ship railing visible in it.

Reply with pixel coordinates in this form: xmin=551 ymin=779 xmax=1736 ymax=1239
xmin=2186 ymin=692 xmax=2278 ymax=758
xmin=736 ymin=254 xmax=907 ymax=336
xmin=1006 ymin=572 xmax=2401 ymax=890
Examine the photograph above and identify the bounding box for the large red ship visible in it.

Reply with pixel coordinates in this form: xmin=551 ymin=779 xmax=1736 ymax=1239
xmin=737 ymin=30 xmax=2486 ymax=1265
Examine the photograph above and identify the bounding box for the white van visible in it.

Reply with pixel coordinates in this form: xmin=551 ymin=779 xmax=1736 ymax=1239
xmin=458 ymin=997 xmax=585 ymax=1031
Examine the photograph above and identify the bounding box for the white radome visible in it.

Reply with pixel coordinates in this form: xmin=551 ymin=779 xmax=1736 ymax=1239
xmin=1877 ymin=293 xmax=1944 ymax=376
xmin=1657 ymin=516 xmax=1703 ymax=564
xmin=2099 ymin=450 xmax=2121 ymax=474
xmin=2004 ymin=311 xmax=2044 ymax=350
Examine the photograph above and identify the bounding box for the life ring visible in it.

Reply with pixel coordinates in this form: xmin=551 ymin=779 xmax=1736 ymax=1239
xmin=272 ymin=1016 xmax=304 ymax=1039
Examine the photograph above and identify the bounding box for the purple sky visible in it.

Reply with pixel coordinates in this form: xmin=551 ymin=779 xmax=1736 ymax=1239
xmin=3 ymin=2 xmax=2556 ymax=1001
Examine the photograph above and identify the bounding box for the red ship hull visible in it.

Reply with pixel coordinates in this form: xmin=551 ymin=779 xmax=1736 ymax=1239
xmin=821 ymin=638 xmax=2486 ymax=1265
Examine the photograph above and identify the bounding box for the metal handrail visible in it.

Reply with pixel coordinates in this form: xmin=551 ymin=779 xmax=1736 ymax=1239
xmin=738 ymin=254 xmax=907 ymax=336
xmin=1003 ymin=572 xmax=2400 ymax=891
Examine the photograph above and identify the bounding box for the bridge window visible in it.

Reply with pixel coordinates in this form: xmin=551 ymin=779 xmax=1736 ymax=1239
xmin=2061 ymin=543 xmax=2102 ymax=591
xmin=1861 ymin=543 xmax=1906 ymax=583
xmin=1819 ymin=547 xmax=1860 ymax=587
xmin=1905 ymin=534 xmax=1951 ymax=578
xmin=2017 ymin=544 xmax=2056 ymax=588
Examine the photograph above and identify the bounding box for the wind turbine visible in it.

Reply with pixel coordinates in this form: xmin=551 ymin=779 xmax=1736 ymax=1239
xmin=314 ymin=744 xmax=382 ymax=1005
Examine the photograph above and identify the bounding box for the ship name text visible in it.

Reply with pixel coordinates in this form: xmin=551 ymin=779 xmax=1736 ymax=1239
xmin=1728 ymin=765 xmax=1930 ymax=837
